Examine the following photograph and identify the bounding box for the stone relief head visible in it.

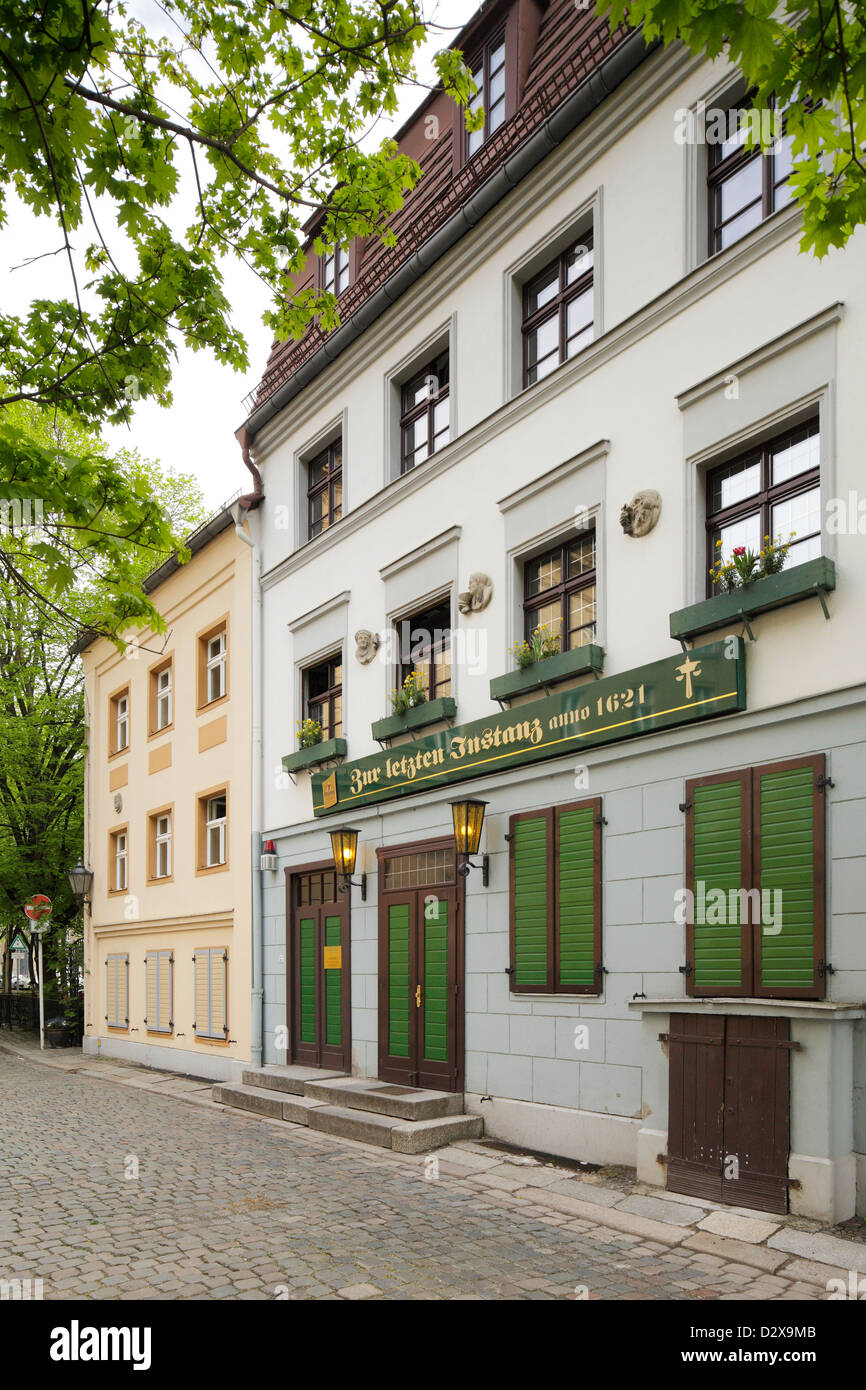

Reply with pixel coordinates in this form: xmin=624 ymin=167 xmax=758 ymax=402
xmin=354 ymin=629 xmax=381 ymax=664
xmin=113 ymin=792 xmax=123 ymax=814
xmin=620 ymin=489 xmax=661 ymax=538
xmin=457 ymin=573 xmax=494 ymax=616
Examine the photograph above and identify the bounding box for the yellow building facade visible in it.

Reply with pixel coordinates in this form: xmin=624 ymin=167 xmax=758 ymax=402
xmin=80 ymin=507 xmax=253 ymax=1081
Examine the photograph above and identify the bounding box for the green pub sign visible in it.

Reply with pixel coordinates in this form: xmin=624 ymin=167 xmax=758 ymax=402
xmin=309 ymin=639 xmax=746 ymax=817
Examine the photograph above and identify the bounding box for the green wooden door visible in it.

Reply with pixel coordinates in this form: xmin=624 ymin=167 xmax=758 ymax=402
xmin=379 ymin=883 xmax=460 ymax=1091
xmin=289 ymin=872 xmax=350 ymax=1071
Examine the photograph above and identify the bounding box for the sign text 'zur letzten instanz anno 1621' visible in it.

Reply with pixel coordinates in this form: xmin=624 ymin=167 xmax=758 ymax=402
xmin=309 ymin=637 xmax=747 ymax=817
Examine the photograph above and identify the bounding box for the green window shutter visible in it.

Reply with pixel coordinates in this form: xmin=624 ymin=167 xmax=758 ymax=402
xmin=510 ymin=811 xmax=552 ymax=989
xmin=324 ymin=914 xmax=342 ymax=1046
xmin=423 ymin=897 xmax=448 ymax=1062
xmin=299 ymin=917 xmax=316 ymax=1044
xmin=688 ymin=774 xmax=749 ymax=994
xmin=387 ymin=902 xmax=411 ymax=1057
xmin=556 ymin=804 xmax=598 ymax=991
xmin=756 ymin=759 xmax=824 ymax=997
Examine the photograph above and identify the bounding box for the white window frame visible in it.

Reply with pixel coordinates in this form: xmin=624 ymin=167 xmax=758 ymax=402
xmin=113 ymin=831 xmax=128 ymax=893
xmin=323 ymin=244 xmax=350 ymax=295
xmin=115 ymin=694 xmax=129 ymax=753
xmin=154 ymin=814 xmax=172 ymax=879
xmin=206 ymin=631 xmax=227 ymax=703
xmin=205 ymin=795 xmax=227 ymax=868
xmin=156 ymin=665 xmax=172 ymax=730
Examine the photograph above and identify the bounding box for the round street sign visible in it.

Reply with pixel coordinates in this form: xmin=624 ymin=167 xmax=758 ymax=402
xmin=24 ymin=894 xmax=52 ymax=925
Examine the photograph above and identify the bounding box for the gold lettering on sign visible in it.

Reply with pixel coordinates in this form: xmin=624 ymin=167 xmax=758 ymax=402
xmin=675 ymin=655 xmax=702 ymax=701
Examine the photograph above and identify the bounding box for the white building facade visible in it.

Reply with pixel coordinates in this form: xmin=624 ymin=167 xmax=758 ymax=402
xmin=241 ymin=2 xmax=866 ymax=1222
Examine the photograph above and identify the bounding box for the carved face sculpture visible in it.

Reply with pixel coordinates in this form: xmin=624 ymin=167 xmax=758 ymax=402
xmin=457 ymin=573 xmax=493 ymax=615
xmin=621 ymin=490 xmax=661 ymax=537
xmin=354 ymin=629 xmax=380 ymax=664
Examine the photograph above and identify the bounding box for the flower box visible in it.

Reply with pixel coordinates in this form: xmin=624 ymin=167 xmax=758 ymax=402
xmin=489 ymin=644 xmax=605 ymax=703
xmin=282 ymin=738 xmax=347 ymax=774
xmin=371 ymin=697 xmax=457 ymax=743
xmin=669 ymin=558 xmax=836 ymax=642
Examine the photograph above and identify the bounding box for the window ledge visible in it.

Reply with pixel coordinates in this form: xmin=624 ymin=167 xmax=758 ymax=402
xmin=628 ymin=997 xmax=865 ymax=1021
xmin=669 ymin=558 xmax=836 ymax=644
xmin=490 ymin=644 xmax=604 ymax=703
xmin=282 ymin=737 xmax=347 ymax=774
xmin=371 ymin=697 xmax=457 ymax=744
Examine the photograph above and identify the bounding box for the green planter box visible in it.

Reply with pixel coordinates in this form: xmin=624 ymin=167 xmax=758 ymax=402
xmin=371 ymin=697 xmax=457 ymax=743
xmin=282 ymin=738 xmax=347 ymax=774
xmin=669 ymin=557 xmax=836 ymax=641
xmin=490 ymin=644 xmax=605 ymax=703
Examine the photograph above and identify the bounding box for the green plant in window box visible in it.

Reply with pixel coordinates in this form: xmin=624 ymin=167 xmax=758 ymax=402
xmin=510 ymin=624 xmax=562 ymax=671
xmin=389 ymin=671 xmax=428 ymax=715
xmin=296 ymin=717 xmax=323 ymax=749
xmin=709 ymin=533 xmax=795 ymax=593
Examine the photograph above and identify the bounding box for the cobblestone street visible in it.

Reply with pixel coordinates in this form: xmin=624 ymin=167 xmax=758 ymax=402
xmin=0 ymin=1051 xmax=828 ymax=1301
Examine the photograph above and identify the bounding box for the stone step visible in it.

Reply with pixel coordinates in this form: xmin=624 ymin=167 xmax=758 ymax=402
xmin=214 ymin=1083 xmax=328 ymax=1126
xmin=241 ymin=1065 xmax=347 ymax=1096
xmin=303 ymin=1076 xmax=464 ymax=1120
xmin=307 ymin=1104 xmax=483 ymax=1152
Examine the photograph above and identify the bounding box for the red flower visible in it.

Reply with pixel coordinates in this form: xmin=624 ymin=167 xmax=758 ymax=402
xmin=732 ymin=546 xmax=746 ymax=556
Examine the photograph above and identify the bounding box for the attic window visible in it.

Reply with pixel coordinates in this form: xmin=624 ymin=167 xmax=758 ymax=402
xmin=466 ymin=33 xmax=507 ymax=159
xmin=322 ymin=244 xmax=350 ymax=296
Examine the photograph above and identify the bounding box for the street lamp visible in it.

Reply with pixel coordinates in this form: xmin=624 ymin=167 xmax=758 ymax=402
xmin=68 ymin=859 xmax=94 ymax=908
xmin=449 ymin=799 xmax=489 ymax=886
xmin=328 ymin=826 xmax=366 ymax=901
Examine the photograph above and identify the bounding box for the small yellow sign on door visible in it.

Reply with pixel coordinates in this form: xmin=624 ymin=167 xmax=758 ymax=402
xmin=323 ymin=946 xmax=342 ymax=970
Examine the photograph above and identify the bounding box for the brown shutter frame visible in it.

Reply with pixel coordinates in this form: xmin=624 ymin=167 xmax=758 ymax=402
xmin=684 ymin=769 xmax=753 ymax=998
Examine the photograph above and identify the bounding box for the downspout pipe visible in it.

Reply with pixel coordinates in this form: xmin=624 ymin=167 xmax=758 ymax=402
xmin=232 ymin=482 xmax=264 ymax=1071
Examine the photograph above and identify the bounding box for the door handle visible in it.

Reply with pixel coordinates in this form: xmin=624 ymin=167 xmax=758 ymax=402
xmin=415 ymin=984 xmax=421 ymax=1009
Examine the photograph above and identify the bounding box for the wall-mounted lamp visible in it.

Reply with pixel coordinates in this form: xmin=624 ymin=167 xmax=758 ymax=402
xmin=67 ymin=859 xmax=94 ymax=909
xmin=449 ymin=799 xmax=489 ymax=886
xmin=328 ymin=825 xmax=367 ymax=901
xmin=260 ymin=839 xmax=279 ymax=872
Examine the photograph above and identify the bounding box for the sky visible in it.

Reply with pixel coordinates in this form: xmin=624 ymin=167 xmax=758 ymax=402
xmin=3 ymin=0 xmax=474 ymax=511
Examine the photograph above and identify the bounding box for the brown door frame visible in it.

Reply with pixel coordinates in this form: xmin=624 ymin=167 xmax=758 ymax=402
xmin=285 ymin=859 xmax=351 ymax=1072
xmin=376 ymin=835 xmax=465 ymax=1092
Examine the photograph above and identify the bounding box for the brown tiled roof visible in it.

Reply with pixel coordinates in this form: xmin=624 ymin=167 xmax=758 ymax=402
xmin=246 ymin=1 xmax=631 ymax=416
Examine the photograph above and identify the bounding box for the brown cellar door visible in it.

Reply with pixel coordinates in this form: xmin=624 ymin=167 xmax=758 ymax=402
xmin=665 ymin=1013 xmax=792 ymax=1215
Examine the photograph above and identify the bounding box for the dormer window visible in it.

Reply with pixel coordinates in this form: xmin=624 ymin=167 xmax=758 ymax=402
xmin=322 ymin=245 xmax=350 ymax=296
xmin=466 ymin=35 xmax=507 ymax=158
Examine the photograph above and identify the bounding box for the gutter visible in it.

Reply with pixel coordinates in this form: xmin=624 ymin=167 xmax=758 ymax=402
xmin=242 ymin=27 xmax=657 ymax=441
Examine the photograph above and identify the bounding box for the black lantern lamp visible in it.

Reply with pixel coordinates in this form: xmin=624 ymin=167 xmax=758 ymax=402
xmin=449 ymin=799 xmax=489 ymax=886
xmin=328 ymin=825 xmax=367 ymax=901
xmin=68 ymin=859 xmax=94 ymax=908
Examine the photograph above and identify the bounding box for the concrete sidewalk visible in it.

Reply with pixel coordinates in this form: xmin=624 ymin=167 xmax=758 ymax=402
xmin=2 ymin=1030 xmax=863 ymax=1297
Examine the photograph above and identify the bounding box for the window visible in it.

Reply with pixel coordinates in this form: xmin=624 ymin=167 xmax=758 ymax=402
xmin=685 ymin=755 xmax=826 ymax=999
xmin=509 ymin=800 xmax=602 ymax=994
xmin=322 ymin=244 xmax=350 ymax=296
xmin=109 ymin=828 xmax=128 ymax=894
xmin=194 ymin=948 xmax=228 ymax=1040
xmin=395 ymin=598 xmax=451 ymax=701
xmin=706 ymin=420 xmax=820 ymax=594
xmin=149 ymin=810 xmax=172 ymax=881
xmin=149 ymin=658 xmax=173 ymax=734
xmin=708 ymin=96 xmax=794 ymax=255
xmin=523 ymin=532 xmax=596 ymax=650
xmin=197 ymin=619 xmax=229 ymax=708
xmin=308 ymin=439 xmax=343 ymax=539
xmin=110 ymin=688 xmax=129 ymax=756
xmin=304 ymin=656 xmax=342 ymax=740
xmin=197 ymin=789 xmax=228 ymax=872
xmin=145 ymin=950 xmax=173 ymax=1034
xmin=105 ymin=954 xmax=129 ymax=1029
xmin=466 ymin=35 xmax=507 ymax=158
xmin=522 ymin=236 xmax=594 ymax=387
xmin=400 ymin=350 xmax=450 ymax=474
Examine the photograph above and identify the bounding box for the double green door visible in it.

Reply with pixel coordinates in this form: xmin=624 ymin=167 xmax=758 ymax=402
xmin=378 ymin=882 xmax=461 ymax=1092
xmin=290 ymin=875 xmax=350 ymax=1072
